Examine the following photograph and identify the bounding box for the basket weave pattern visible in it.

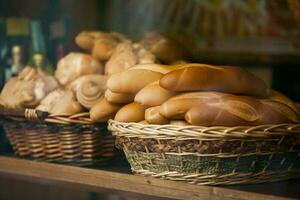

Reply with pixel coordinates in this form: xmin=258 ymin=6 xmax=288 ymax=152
xmin=1 ymin=112 xmax=117 ymax=165
xmin=109 ymin=120 xmax=300 ymax=185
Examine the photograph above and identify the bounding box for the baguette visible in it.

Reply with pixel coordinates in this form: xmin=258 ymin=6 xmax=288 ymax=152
xmin=160 ymin=92 xmax=299 ymax=126
xmin=145 ymin=106 xmax=169 ymax=124
xmin=105 ymin=89 xmax=135 ymax=104
xmin=107 ymin=63 xmax=183 ymax=94
xmin=135 ymin=81 xmax=178 ymax=107
xmin=159 ymin=64 xmax=268 ymax=97
xmin=90 ymin=98 xmax=123 ymax=122
xmin=114 ymin=102 xmax=145 ymax=122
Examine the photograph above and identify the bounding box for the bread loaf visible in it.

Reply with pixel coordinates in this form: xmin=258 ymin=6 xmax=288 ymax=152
xmin=90 ymin=98 xmax=123 ymax=122
xmin=145 ymin=106 xmax=169 ymax=124
xmin=37 ymin=89 xmax=82 ymax=116
xmin=105 ymin=89 xmax=135 ymax=104
xmin=135 ymin=81 xmax=178 ymax=107
xmin=70 ymin=75 xmax=107 ymax=109
xmin=160 ymin=92 xmax=299 ymax=126
xmin=269 ymin=90 xmax=300 ymax=116
xmin=104 ymin=41 xmax=138 ymax=75
xmin=107 ymin=63 xmax=184 ymax=94
xmin=0 ymin=67 xmax=58 ymax=109
xmin=105 ymin=42 xmax=156 ymax=75
xmin=75 ymin=31 xmax=127 ymax=61
xmin=160 ymin=64 xmax=268 ymax=97
xmin=141 ymin=31 xmax=186 ymax=64
xmin=55 ymin=53 xmax=103 ymax=86
xmin=170 ymin=120 xmax=189 ymax=126
xmin=114 ymin=102 xmax=145 ymax=122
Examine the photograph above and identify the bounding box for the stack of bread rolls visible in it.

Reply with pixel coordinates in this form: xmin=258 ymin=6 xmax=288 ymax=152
xmin=90 ymin=62 xmax=299 ymax=126
xmin=1 ymin=30 xmax=298 ymax=127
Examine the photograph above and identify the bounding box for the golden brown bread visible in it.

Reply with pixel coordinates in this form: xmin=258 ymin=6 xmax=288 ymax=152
xmin=170 ymin=120 xmax=190 ymax=126
xmin=107 ymin=63 xmax=184 ymax=94
xmin=160 ymin=92 xmax=299 ymax=126
xmin=104 ymin=41 xmax=138 ymax=75
xmin=140 ymin=31 xmax=186 ymax=64
xmin=71 ymin=75 xmax=107 ymax=109
xmin=114 ymin=102 xmax=145 ymax=122
xmin=145 ymin=106 xmax=169 ymax=125
xmin=90 ymin=98 xmax=123 ymax=122
xmin=104 ymin=42 xmax=156 ymax=75
xmin=104 ymin=89 xmax=135 ymax=104
xmin=135 ymin=81 xmax=178 ymax=107
xmin=159 ymin=64 xmax=268 ymax=97
xmin=75 ymin=31 xmax=127 ymax=61
xmin=55 ymin=53 xmax=103 ymax=86
xmin=37 ymin=89 xmax=82 ymax=116
xmin=0 ymin=67 xmax=58 ymax=109
xmin=269 ymin=90 xmax=300 ymax=117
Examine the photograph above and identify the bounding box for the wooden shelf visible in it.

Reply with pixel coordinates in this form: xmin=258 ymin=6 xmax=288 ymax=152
xmin=0 ymin=156 xmax=299 ymax=200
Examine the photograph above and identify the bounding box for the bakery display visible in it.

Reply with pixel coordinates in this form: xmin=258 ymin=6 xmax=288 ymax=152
xmin=1 ymin=30 xmax=298 ymax=126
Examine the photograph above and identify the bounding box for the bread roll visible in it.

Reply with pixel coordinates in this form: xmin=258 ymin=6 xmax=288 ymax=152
xmin=71 ymin=75 xmax=107 ymax=109
xmin=0 ymin=67 xmax=58 ymax=109
xmin=55 ymin=53 xmax=103 ymax=86
xmin=269 ymin=90 xmax=300 ymax=116
xmin=160 ymin=92 xmax=298 ymax=126
xmin=160 ymin=64 xmax=268 ymax=97
xmin=138 ymin=120 xmax=149 ymax=125
xmin=92 ymin=32 xmax=127 ymax=61
xmin=75 ymin=31 xmax=102 ymax=51
xmin=104 ymin=41 xmax=138 ymax=75
xmin=170 ymin=120 xmax=189 ymax=126
xmin=75 ymin=31 xmax=127 ymax=60
xmin=141 ymin=31 xmax=186 ymax=64
xmin=107 ymin=63 xmax=183 ymax=94
xmin=114 ymin=102 xmax=145 ymax=122
xmin=37 ymin=89 xmax=82 ymax=116
xmin=90 ymin=98 xmax=123 ymax=122
xmin=145 ymin=106 xmax=169 ymax=124
xmin=135 ymin=81 xmax=178 ymax=107
xmin=105 ymin=89 xmax=135 ymax=104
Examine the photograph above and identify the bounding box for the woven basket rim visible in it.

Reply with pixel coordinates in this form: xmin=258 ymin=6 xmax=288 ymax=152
xmin=108 ymin=120 xmax=300 ymax=139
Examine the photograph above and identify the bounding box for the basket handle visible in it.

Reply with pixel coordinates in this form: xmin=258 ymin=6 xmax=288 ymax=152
xmin=0 ymin=105 xmax=49 ymax=121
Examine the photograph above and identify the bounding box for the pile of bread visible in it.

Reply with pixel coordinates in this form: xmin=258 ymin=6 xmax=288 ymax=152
xmin=0 ymin=30 xmax=299 ymax=126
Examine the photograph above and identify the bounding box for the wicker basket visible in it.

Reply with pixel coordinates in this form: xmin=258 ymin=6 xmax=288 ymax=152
xmin=0 ymin=108 xmax=117 ymax=166
xmin=108 ymin=120 xmax=300 ymax=185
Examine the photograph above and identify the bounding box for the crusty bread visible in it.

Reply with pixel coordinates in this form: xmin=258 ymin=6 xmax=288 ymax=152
xmin=37 ymin=89 xmax=82 ymax=116
xmin=159 ymin=64 xmax=268 ymax=97
xmin=107 ymin=63 xmax=184 ymax=94
xmin=90 ymin=98 xmax=123 ymax=122
xmin=75 ymin=31 xmax=127 ymax=61
xmin=71 ymin=75 xmax=107 ymax=109
xmin=104 ymin=89 xmax=135 ymax=104
xmin=140 ymin=31 xmax=186 ymax=64
xmin=145 ymin=106 xmax=169 ymax=124
xmin=160 ymin=92 xmax=299 ymax=126
xmin=107 ymin=69 xmax=162 ymax=94
xmin=170 ymin=120 xmax=190 ymax=126
xmin=55 ymin=53 xmax=103 ymax=86
xmin=135 ymin=81 xmax=178 ymax=107
xmin=114 ymin=102 xmax=145 ymax=122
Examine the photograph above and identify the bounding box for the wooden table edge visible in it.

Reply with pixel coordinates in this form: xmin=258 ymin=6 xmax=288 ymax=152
xmin=0 ymin=156 xmax=294 ymax=200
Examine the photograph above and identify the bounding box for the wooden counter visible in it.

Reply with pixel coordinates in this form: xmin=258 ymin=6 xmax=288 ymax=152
xmin=0 ymin=156 xmax=299 ymax=200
